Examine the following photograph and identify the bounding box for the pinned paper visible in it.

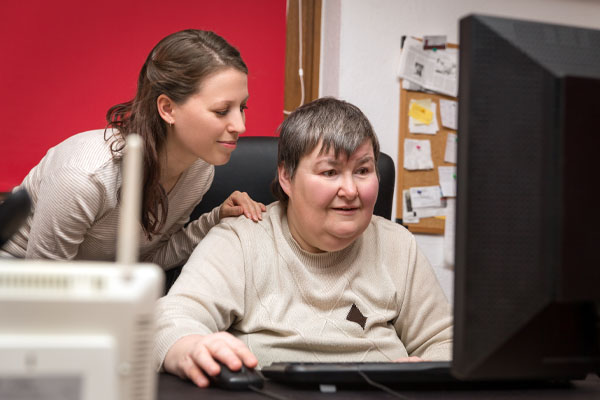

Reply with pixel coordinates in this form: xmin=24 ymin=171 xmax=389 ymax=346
xmin=443 ymin=198 xmax=456 ymax=269
xmin=409 ymin=101 xmax=439 ymax=135
xmin=444 ymin=132 xmax=457 ymax=164
xmin=403 ymin=189 xmax=447 ymax=221
xmin=423 ymin=35 xmax=447 ymax=50
xmin=409 ymin=185 xmax=443 ymax=208
xmin=404 ymin=139 xmax=433 ymax=170
xmin=402 ymin=189 xmax=420 ymax=223
xmin=414 ymin=98 xmax=432 ymax=110
xmin=439 ymin=99 xmax=458 ymax=130
xmin=397 ymin=36 xmax=458 ymax=97
xmin=438 ymin=166 xmax=457 ymax=197
xmin=409 ymin=102 xmax=433 ymax=125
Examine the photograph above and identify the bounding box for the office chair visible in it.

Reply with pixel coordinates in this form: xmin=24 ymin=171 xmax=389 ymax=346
xmin=165 ymin=136 xmax=396 ymax=292
xmin=0 ymin=189 xmax=31 ymax=248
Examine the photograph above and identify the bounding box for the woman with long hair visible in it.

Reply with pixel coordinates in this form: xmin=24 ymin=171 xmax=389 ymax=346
xmin=0 ymin=29 xmax=266 ymax=269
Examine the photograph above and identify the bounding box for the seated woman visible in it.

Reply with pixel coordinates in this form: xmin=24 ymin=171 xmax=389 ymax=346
xmin=154 ymin=97 xmax=452 ymax=388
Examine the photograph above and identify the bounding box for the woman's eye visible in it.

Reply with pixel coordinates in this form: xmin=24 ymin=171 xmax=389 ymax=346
xmin=322 ymin=170 xmax=337 ymax=177
xmin=356 ymin=167 xmax=370 ymax=175
xmin=215 ymin=110 xmax=228 ymax=116
xmin=240 ymin=104 xmax=248 ymax=112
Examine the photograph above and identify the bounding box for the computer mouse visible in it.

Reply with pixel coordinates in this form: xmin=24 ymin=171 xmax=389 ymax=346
xmin=209 ymin=360 xmax=264 ymax=391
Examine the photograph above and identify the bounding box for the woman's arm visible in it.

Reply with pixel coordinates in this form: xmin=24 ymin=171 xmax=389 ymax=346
xmin=26 ymin=168 xmax=106 ymax=260
xmin=393 ymin=235 xmax=453 ymax=361
xmin=154 ymin=222 xmax=252 ymax=377
xmin=142 ymin=191 xmax=265 ymax=269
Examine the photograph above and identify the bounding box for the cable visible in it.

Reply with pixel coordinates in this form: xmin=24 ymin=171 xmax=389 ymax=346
xmin=357 ymin=370 xmax=413 ymax=400
xmin=248 ymin=384 xmax=292 ymax=400
xmin=284 ymin=0 xmax=305 ymax=115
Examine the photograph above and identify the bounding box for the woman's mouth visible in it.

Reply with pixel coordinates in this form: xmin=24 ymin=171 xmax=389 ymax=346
xmin=218 ymin=141 xmax=237 ymax=149
xmin=332 ymin=206 xmax=359 ymax=214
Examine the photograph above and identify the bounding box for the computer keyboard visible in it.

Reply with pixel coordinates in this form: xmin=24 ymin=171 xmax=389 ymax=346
xmin=261 ymin=361 xmax=457 ymax=386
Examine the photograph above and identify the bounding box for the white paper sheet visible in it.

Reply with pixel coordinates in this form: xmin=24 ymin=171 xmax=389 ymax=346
xmin=404 ymin=139 xmax=433 ymax=170
xmin=397 ymin=37 xmax=458 ymax=97
xmin=439 ymin=99 xmax=458 ymax=130
xmin=443 ymin=198 xmax=456 ymax=269
xmin=403 ymin=189 xmax=447 ymax=223
xmin=402 ymin=189 xmax=420 ymax=223
xmin=444 ymin=132 xmax=457 ymax=164
xmin=408 ymin=101 xmax=439 ymax=135
xmin=438 ymin=166 xmax=457 ymax=197
xmin=409 ymin=185 xmax=443 ymax=208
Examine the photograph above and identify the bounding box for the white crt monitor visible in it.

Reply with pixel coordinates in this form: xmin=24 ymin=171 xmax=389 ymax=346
xmin=0 ymin=259 xmax=163 ymax=400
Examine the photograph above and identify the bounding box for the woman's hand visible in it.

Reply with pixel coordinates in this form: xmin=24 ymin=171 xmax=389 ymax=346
xmin=163 ymin=332 xmax=259 ymax=388
xmin=219 ymin=190 xmax=266 ymax=222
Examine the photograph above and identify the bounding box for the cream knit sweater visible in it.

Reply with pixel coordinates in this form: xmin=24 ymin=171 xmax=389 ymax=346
xmin=1 ymin=129 xmax=220 ymax=269
xmin=154 ymin=202 xmax=452 ymax=369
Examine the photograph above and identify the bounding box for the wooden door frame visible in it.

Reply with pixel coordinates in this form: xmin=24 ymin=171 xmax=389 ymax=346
xmin=284 ymin=0 xmax=322 ymax=118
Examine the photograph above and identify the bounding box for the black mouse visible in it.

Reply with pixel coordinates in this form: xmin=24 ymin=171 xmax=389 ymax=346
xmin=209 ymin=360 xmax=264 ymax=390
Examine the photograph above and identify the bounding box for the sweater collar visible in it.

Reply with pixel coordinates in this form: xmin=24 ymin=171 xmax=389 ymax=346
xmin=276 ymin=203 xmax=360 ymax=272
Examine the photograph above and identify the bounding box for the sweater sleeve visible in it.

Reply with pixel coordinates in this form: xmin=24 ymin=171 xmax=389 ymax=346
xmin=140 ymin=205 xmax=221 ymax=269
xmin=393 ymin=235 xmax=453 ymax=361
xmin=26 ymin=167 xmax=106 ymax=260
xmin=153 ymin=221 xmax=246 ymax=371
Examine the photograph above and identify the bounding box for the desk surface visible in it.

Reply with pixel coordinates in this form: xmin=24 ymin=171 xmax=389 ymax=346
xmin=158 ymin=372 xmax=600 ymax=400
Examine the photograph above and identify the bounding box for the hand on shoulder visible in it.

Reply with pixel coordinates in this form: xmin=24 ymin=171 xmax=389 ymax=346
xmin=219 ymin=190 xmax=266 ymax=222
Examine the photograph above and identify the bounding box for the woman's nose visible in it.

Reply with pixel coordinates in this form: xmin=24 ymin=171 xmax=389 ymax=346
xmin=338 ymin=174 xmax=358 ymax=199
xmin=228 ymin=110 xmax=246 ymax=134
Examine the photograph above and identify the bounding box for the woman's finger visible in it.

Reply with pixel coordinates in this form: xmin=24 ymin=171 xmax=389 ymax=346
xmin=181 ymin=354 xmax=211 ymax=388
xmin=221 ymin=333 xmax=259 ymax=368
xmin=205 ymin=337 xmax=245 ymax=371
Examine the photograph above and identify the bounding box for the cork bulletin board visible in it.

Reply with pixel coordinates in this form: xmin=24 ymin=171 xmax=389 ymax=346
xmin=396 ymin=56 xmax=458 ymax=235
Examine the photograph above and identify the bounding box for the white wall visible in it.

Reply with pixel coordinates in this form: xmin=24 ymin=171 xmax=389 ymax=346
xmin=319 ymin=0 xmax=600 ymax=302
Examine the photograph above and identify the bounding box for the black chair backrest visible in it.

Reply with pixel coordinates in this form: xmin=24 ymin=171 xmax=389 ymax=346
xmin=165 ymin=136 xmax=396 ymax=292
xmin=190 ymin=136 xmax=395 ymax=221
xmin=0 ymin=189 xmax=31 ymax=248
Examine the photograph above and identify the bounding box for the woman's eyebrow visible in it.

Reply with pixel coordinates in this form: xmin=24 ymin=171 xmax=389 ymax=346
xmin=315 ymin=158 xmax=341 ymax=167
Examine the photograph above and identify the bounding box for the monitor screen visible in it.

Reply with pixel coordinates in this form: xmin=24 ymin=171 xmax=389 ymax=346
xmin=453 ymin=14 xmax=600 ymax=381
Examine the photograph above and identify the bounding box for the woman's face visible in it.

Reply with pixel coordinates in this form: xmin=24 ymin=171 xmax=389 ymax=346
xmin=280 ymin=140 xmax=379 ymax=253
xmin=167 ymin=67 xmax=249 ymax=166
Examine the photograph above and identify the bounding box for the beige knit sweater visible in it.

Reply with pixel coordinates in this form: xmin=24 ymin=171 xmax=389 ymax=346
xmin=154 ymin=202 xmax=452 ymax=369
xmin=1 ymin=129 xmax=220 ymax=270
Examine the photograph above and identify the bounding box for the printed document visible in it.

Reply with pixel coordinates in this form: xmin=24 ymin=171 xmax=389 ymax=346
xmin=398 ymin=36 xmax=458 ymax=97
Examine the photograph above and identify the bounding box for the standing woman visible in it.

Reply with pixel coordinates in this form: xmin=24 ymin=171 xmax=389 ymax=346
xmin=0 ymin=29 xmax=265 ymax=269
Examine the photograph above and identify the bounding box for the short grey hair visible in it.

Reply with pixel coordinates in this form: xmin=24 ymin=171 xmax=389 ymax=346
xmin=271 ymin=97 xmax=380 ymax=204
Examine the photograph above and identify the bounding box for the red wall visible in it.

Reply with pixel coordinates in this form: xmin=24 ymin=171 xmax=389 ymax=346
xmin=0 ymin=0 xmax=286 ymax=191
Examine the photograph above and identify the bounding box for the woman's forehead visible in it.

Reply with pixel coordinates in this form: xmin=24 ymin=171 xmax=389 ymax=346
xmin=308 ymin=139 xmax=374 ymax=162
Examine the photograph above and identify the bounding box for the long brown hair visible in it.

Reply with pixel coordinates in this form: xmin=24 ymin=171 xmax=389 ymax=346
xmin=105 ymin=30 xmax=248 ymax=239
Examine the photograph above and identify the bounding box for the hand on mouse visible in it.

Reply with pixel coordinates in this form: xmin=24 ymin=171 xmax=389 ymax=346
xmin=163 ymin=332 xmax=258 ymax=388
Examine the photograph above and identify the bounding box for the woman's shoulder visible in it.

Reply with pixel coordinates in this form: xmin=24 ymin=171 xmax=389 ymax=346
xmin=365 ymin=215 xmax=417 ymax=252
xmin=48 ymin=129 xmax=117 ymax=166
xmin=220 ymin=201 xmax=281 ymax=234
xmin=58 ymin=128 xmax=117 ymax=147
xmin=38 ymin=129 xmax=121 ymax=187
xmin=369 ymin=215 xmax=413 ymax=237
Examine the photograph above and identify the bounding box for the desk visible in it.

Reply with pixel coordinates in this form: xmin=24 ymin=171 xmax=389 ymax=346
xmin=158 ymin=372 xmax=600 ymax=399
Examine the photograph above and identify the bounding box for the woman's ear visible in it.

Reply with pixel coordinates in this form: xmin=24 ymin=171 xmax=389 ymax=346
xmin=278 ymin=164 xmax=292 ymax=197
xmin=156 ymin=94 xmax=175 ymax=125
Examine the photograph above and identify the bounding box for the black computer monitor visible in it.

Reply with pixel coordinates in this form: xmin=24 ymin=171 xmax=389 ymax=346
xmin=453 ymin=14 xmax=600 ymax=381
